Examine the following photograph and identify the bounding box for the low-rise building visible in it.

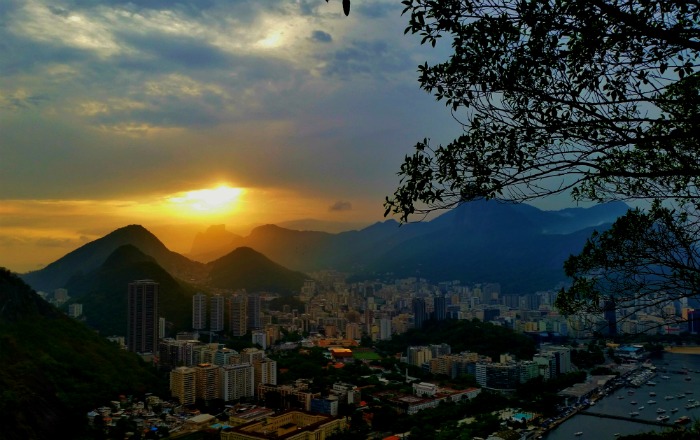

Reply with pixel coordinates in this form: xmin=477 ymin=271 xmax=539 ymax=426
xmin=220 ymin=410 xmax=346 ymax=440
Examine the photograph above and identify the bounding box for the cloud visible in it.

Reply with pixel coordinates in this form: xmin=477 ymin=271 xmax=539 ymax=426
xmin=311 ymin=30 xmax=332 ymax=43
xmin=329 ymin=200 xmax=352 ymax=212
xmin=117 ymin=31 xmax=232 ymax=70
xmin=355 ymin=2 xmax=396 ymax=19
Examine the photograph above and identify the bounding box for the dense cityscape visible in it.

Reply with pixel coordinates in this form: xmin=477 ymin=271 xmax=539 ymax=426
xmin=36 ymin=272 xmax=700 ymax=440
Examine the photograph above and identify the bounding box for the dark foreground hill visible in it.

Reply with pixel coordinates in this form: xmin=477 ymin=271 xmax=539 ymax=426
xmin=0 ymin=268 xmax=166 ymax=440
xmin=64 ymin=245 xmax=196 ymax=336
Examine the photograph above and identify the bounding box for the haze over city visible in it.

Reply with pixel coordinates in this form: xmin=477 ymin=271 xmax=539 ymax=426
xmin=0 ymin=0 xmax=481 ymax=273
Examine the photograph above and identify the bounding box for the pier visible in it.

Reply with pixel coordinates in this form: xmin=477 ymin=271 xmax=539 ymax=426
xmin=579 ymin=411 xmax=673 ymax=426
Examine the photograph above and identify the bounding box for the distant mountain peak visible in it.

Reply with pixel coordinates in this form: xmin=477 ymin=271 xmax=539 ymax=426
xmin=21 ymin=224 xmax=201 ymax=292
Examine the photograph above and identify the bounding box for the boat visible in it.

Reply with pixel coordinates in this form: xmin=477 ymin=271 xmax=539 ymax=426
xmin=618 ymin=395 xmax=624 ymax=399
xmin=628 ymin=390 xmax=635 ymax=394
xmin=657 ymin=415 xmax=670 ymax=422
xmin=638 ymin=406 xmax=645 ymax=410
xmin=676 ymin=393 xmax=686 ymax=398
xmin=665 ymin=395 xmax=674 ymax=400
xmin=649 ymin=392 xmax=656 ymax=397
xmin=631 ymin=400 xmax=637 ymax=405
xmin=646 ymin=381 xmax=657 ymax=386
xmin=574 ymin=432 xmax=583 ymax=437
xmin=662 ymin=375 xmax=670 ymax=379
xmin=630 ymin=412 xmax=639 ymax=417
xmin=675 ymin=415 xmax=691 ymax=425
xmin=670 ymin=408 xmax=678 ymax=413
xmin=614 ymin=434 xmax=620 ymax=438
xmin=657 ymin=408 xmax=666 ymax=413
xmin=685 ymin=377 xmax=691 ymax=381
xmin=648 ymin=400 xmax=656 ymax=404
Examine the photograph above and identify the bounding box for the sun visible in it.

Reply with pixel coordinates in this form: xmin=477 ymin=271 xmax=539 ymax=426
xmin=167 ymin=185 xmax=244 ymax=217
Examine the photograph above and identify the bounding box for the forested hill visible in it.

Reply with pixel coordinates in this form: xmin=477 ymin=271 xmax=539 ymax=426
xmin=374 ymin=318 xmax=537 ymax=361
xmin=0 ymin=268 xmax=166 ymax=440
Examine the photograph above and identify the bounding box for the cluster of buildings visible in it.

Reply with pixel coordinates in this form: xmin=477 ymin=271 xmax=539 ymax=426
xmin=58 ymin=273 xmax=700 ymax=365
xmin=403 ymin=343 xmax=573 ymax=392
xmin=167 ymin=346 xmax=276 ymax=404
xmin=375 ymin=383 xmax=481 ymax=415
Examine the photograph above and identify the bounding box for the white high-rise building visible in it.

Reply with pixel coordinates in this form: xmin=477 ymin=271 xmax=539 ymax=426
xmin=192 ymin=292 xmax=207 ymax=331
xmin=221 ymin=363 xmax=255 ymax=400
xmin=252 ymin=330 xmax=267 ymax=349
xmin=379 ymin=318 xmax=392 ymax=340
xmin=254 ymin=358 xmax=277 ymax=387
xmin=67 ymin=303 xmax=83 ymax=318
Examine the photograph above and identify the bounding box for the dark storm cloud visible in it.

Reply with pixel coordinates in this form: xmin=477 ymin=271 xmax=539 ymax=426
xmin=329 ymin=200 xmax=352 ymax=212
xmin=311 ymin=30 xmax=333 ymax=43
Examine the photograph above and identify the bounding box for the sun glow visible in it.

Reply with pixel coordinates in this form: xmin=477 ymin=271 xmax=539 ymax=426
xmin=168 ymin=185 xmax=244 ymax=216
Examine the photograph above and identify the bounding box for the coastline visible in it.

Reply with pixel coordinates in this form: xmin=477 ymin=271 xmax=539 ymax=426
xmin=664 ymin=346 xmax=700 ymax=355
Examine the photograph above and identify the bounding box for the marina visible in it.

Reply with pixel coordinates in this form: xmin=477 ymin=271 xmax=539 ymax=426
xmin=542 ymin=352 xmax=700 ymax=439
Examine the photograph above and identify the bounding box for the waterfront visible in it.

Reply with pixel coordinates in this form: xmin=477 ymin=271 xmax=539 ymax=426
xmin=543 ymin=352 xmax=700 ymax=439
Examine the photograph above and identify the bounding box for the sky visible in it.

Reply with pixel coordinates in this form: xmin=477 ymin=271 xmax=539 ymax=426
xmin=0 ymin=0 xmax=568 ymax=273
xmin=1 ymin=0 xmax=467 ymax=272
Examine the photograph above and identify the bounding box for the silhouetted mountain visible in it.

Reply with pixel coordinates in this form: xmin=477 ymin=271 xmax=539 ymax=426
xmin=0 ymin=268 xmax=165 ymax=440
xmin=207 ymin=247 xmax=309 ymax=295
xmin=64 ymin=245 xmax=196 ymax=336
xmin=191 ymin=200 xmax=629 ymax=293
xmin=22 ymin=224 xmax=205 ymax=292
xmin=188 ymin=224 xmax=244 ymax=261
xmin=508 ymin=201 xmax=630 ymax=234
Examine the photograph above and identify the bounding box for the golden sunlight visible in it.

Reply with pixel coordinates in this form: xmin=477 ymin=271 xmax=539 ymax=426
xmin=167 ymin=185 xmax=244 ymax=217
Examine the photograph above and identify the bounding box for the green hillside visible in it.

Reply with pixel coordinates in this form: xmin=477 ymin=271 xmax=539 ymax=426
xmin=64 ymin=245 xmax=196 ymax=336
xmin=0 ymin=268 xmax=166 ymax=440
xmin=207 ymin=246 xmax=309 ymax=295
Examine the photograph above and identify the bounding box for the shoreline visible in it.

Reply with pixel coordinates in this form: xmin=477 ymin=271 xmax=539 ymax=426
xmin=664 ymin=346 xmax=700 ymax=355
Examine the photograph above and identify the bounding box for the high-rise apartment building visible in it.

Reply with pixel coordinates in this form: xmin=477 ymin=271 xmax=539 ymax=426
xmin=170 ymin=366 xmax=197 ymax=405
xmin=221 ymin=363 xmax=255 ymax=401
xmin=254 ymin=358 xmax=277 ymax=387
xmin=210 ymin=294 xmax=225 ymax=332
xmin=412 ymin=298 xmax=427 ymax=329
xmin=345 ymin=323 xmax=361 ymax=340
xmin=228 ymin=293 xmax=248 ymax=336
xmin=252 ymin=330 xmax=267 ymax=349
xmin=433 ymin=295 xmax=446 ymax=321
xmin=127 ymin=280 xmax=159 ymax=354
xmin=247 ymin=293 xmax=261 ymax=330
xmin=195 ymin=363 xmax=221 ymax=401
xmin=379 ymin=318 xmax=392 ymax=341
xmin=67 ymin=303 xmax=83 ymax=318
xmin=192 ymin=292 xmax=207 ymax=331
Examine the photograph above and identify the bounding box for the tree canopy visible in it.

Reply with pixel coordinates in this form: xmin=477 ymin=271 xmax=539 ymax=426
xmin=385 ymin=0 xmax=700 ymax=328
